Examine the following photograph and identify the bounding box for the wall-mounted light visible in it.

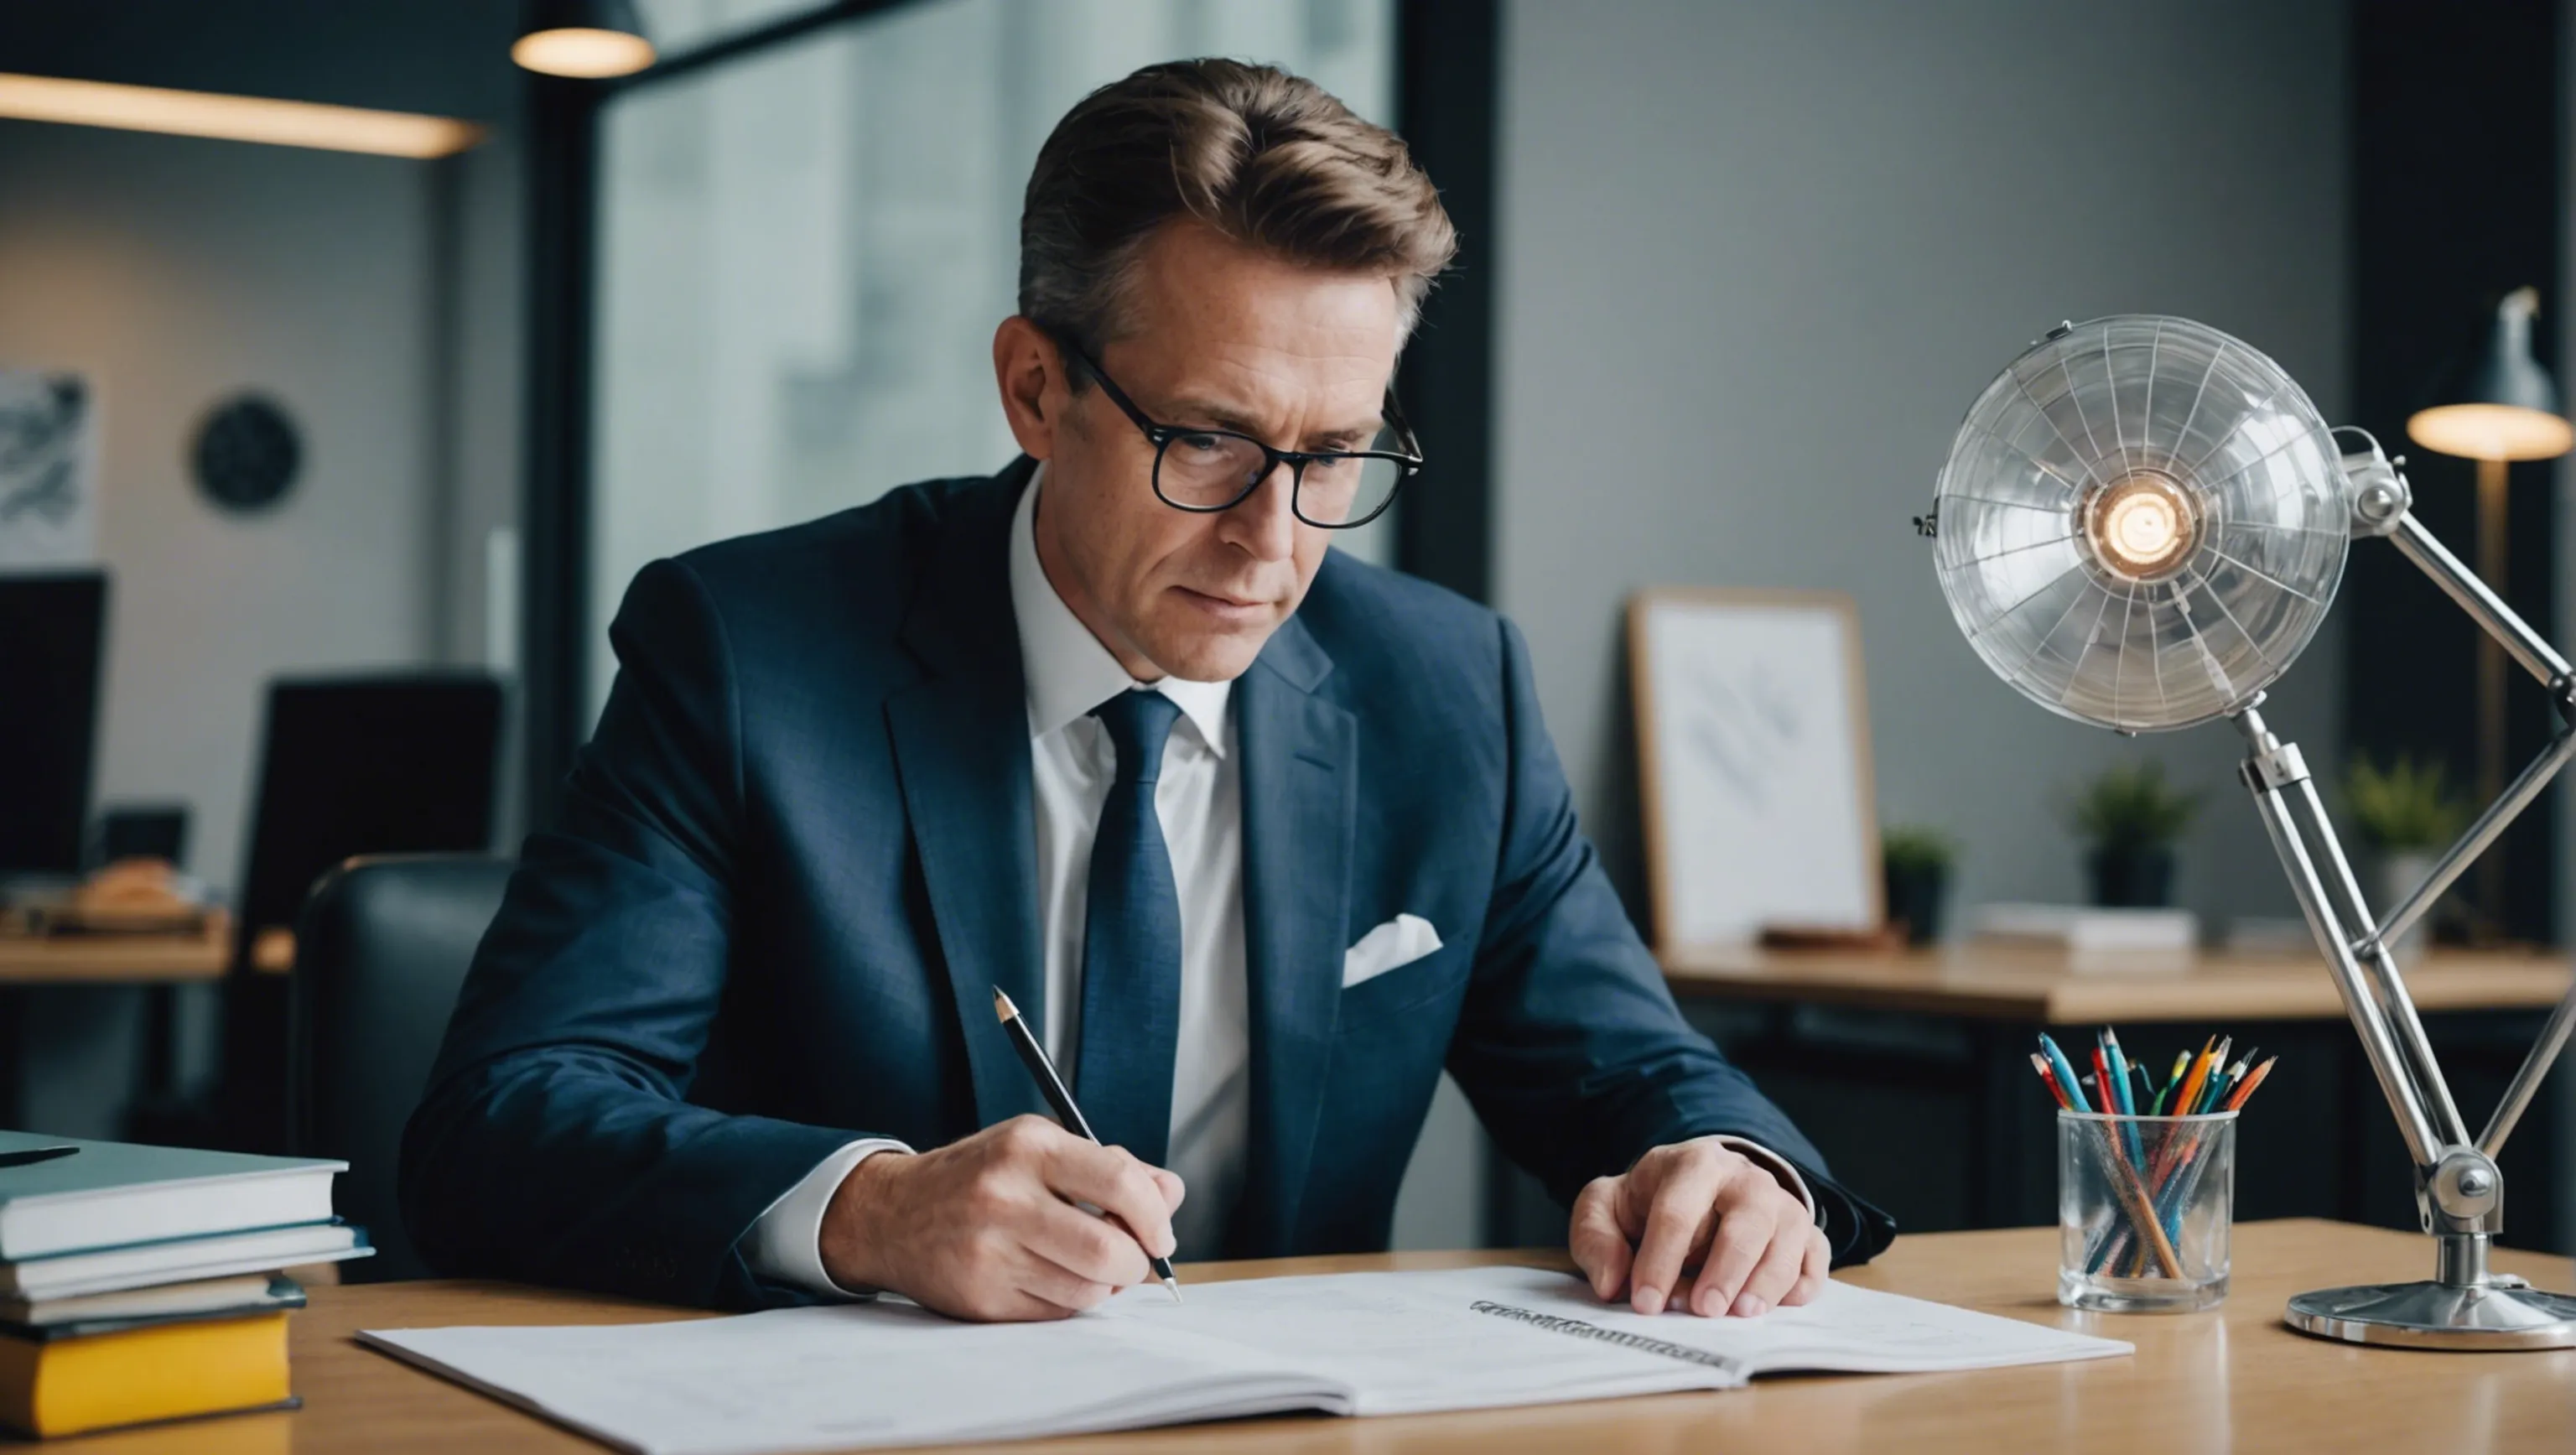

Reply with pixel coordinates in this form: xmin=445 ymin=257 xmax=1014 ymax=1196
xmin=0 ymin=73 xmax=484 ymax=158
xmin=513 ymin=0 xmax=657 ymax=80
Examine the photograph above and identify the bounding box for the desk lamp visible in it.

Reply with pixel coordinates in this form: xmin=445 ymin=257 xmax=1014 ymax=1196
xmin=1924 ymin=315 xmax=2576 ymax=1348
xmin=2406 ymin=288 xmax=2576 ymax=928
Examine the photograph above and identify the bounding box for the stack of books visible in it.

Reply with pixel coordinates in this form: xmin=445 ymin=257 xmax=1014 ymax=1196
xmin=0 ymin=1130 xmax=371 ymax=1438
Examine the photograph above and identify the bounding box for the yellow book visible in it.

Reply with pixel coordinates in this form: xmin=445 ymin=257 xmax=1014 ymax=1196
xmin=0 ymin=1310 xmax=290 ymax=1437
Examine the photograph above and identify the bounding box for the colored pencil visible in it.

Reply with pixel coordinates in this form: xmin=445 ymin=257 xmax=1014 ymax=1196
xmin=2222 ymin=1055 xmax=2278 ymax=1112
xmin=2101 ymin=1029 xmax=2144 ymax=1166
xmin=2196 ymin=1037 xmax=2235 ymax=1114
xmin=2031 ymin=1052 xmax=2073 ymax=1109
xmin=2171 ymin=1037 xmax=2216 ymax=1120
xmin=2037 ymin=1033 xmax=2094 ymax=1115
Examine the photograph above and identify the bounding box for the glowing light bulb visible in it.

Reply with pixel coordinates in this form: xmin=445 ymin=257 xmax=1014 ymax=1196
xmin=512 ymin=27 xmax=655 ymax=79
xmin=2083 ymin=473 xmax=2198 ymax=580
xmin=2108 ymin=493 xmax=2176 ymax=558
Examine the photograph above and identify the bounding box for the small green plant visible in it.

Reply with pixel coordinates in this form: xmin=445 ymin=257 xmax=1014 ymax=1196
xmin=1882 ymin=825 xmax=1956 ymax=875
xmin=2064 ymin=761 xmax=2201 ymax=852
xmin=2345 ymin=753 xmax=2468 ymax=853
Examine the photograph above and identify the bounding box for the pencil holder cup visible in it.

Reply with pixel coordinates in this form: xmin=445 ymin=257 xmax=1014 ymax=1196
xmin=2057 ymin=1109 xmax=2235 ymax=1313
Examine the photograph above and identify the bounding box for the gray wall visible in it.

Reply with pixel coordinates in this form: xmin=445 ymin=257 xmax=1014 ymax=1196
xmin=0 ymin=119 xmax=522 ymax=1135
xmin=1493 ymin=0 xmax=2352 ymax=935
xmin=0 ymin=124 xmax=447 ymax=902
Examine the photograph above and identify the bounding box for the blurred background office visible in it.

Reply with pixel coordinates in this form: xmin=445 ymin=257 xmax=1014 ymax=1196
xmin=3 ymin=0 xmax=2572 ymax=1273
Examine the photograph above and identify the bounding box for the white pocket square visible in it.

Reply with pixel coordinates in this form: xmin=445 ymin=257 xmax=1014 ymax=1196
xmin=1342 ymin=913 xmax=1443 ymax=988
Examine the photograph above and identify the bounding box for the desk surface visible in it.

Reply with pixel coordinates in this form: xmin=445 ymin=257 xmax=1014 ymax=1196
xmin=0 ymin=922 xmax=231 ymax=985
xmin=1662 ymin=941 xmax=2576 ymax=1022
xmin=0 ymin=922 xmax=291 ymax=985
xmin=64 ymin=1219 xmax=2576 ymax=1454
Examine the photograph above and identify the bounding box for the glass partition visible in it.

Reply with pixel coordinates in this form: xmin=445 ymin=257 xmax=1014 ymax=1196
xmin=592 ymin=0 xmax=1397 ymax=715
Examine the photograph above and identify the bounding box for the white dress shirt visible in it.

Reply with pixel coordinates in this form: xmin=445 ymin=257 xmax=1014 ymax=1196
xmin=745 ymin=470 xmax=1248 ymax=1291
xmin=744 ymin=470 xmax=1810 ymax=1297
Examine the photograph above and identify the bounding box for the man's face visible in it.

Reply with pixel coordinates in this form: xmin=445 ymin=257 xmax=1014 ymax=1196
xmin=995 ymin=220 xmax=1404 ymax=682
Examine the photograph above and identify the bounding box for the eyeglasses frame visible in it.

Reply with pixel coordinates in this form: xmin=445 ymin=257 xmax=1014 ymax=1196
xmin=1052 ymin=334 xmax=1425 ymax=530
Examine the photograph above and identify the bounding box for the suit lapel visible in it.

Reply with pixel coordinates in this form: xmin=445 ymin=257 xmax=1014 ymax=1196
xmin=885 ymin=463 xmax=1051 ymax=1130
xmin=1231 ymin=614 xmax=1355 ymax=1255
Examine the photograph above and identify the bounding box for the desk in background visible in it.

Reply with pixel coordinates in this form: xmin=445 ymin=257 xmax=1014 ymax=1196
xmin=0 ymin=922 xmax=293 ymax=1128
xmin=1662 ymin=943 xmax=2575 ymax=1244
xmin=70 ymin=1219 xmax=2576 ymax=1453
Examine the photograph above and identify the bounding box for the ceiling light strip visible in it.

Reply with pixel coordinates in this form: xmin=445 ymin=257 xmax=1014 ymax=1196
xmin=0 ymin=73 xmax=485 ymax=158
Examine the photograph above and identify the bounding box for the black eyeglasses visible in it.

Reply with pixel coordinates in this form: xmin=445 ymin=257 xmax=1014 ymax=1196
xmin=1058 ymin=339 xmax=1423 ymax=529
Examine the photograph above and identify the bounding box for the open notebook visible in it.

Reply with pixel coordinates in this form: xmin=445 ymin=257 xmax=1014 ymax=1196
xmin=362 ymin=1264 xmax=2129 ymax=1455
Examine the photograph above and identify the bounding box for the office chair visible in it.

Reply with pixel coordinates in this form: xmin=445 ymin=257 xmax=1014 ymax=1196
xmin=131 ymin=672 xmax=504 ymax=1152
xmin=291 ymin=853 xmax=513 ymax=1282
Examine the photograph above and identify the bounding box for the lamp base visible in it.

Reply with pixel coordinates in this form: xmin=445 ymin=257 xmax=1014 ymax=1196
xmin=2286 ymin=1280 xmax=2576 ymax=1350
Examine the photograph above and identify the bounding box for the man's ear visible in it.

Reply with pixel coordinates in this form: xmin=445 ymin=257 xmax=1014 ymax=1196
xmin=993 ymin=315 xmax=1064 ymax=461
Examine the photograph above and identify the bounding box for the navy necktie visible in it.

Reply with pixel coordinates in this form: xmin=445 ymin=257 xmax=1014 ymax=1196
xmin=1073 ymin=689 xmax=1186 ymax=1167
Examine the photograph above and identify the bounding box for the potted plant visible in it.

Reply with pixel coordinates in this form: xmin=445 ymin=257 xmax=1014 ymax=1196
xmin=2345 ymin=752 xmax=2467 ymax=959
xmin=2064 ymin=761 xmax=2201 ymax=908
xmin=1881 ymin=826 xmax=1956 ymax=946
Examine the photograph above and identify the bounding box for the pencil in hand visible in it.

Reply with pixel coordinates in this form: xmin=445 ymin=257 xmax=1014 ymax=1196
xmin=991 ymin=988 xmax=1183 ymax=1302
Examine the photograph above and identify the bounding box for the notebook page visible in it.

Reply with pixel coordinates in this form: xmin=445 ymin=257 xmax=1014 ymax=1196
xmin=1100 ymin=1270 xmax=1743 ymax=1415
xmin=362 ymin=1300 xmax=1341 ymax=1455
xmin=1396 ymin=1265 xmax=2133 ymax=1374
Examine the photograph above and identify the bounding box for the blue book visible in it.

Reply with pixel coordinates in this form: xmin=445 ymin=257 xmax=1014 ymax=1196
xmin=0 ymin=1130 xmax=344 ymax=1262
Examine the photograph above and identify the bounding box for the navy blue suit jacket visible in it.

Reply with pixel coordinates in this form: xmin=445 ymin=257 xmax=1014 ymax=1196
xmin=402 ymin=461 xmax=1893 ymax=1309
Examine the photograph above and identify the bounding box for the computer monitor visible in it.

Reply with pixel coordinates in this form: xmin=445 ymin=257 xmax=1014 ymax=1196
xmin=0 ymin=570 xmax=107 ymax=878
xmin=235 ymin=673 xmax=506 ymax=938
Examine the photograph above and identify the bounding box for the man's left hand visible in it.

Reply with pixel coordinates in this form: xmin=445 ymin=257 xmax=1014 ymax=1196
xmin=1567 ymin=1136 xmax=1830 ymax=1318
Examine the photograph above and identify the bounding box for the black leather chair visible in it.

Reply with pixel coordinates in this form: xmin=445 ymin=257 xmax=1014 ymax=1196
xmin=290 ymin=853 xmax=512 ymax=1281
xmin=219 ymin=673 xmax=504 ymax=1151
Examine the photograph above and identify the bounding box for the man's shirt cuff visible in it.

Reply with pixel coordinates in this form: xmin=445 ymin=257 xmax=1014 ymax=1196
xmin=744 ymin=1138 xmax=911 ymax=1297
xmin=1713 ymin=1135 xmax=1821 ymax=1226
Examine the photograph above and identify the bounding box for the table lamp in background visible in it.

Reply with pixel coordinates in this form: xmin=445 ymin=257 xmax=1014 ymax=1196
xmin=1921 ymin=315 xmax=2576 ymax=1348
xmin=2405 ymin=287 xmax=2576 ymax=933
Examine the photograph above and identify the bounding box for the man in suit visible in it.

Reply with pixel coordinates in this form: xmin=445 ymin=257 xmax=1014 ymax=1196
xmin=403 ymin=58 xmax=1891 ymax=1323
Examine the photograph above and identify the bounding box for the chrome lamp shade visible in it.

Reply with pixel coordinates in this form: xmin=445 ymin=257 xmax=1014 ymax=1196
xmin=1934 ymin=317 xmax=2346 ymax=734
xmin=1928 ymin=315 xmax=2576 ymax=1350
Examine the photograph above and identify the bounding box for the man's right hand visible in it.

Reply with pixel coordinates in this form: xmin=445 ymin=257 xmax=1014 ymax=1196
xmin=818 ymin=1115 xmax=1184 ymax=1321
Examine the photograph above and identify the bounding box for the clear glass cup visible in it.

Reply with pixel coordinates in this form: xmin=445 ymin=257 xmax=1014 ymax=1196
xmin=2058 ymin=1109 xmax=2236 ymax=1312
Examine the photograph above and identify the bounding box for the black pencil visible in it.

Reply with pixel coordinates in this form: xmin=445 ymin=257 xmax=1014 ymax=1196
xmin=991 ymin=987 xmax=1182 ymax=1302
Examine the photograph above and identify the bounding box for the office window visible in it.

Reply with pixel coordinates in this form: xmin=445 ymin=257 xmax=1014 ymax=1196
xmin=591 ymin=0 xmax=1397 ymax=715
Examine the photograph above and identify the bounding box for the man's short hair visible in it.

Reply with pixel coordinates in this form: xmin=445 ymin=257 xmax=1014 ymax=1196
xmin=1019 ymin=58 xmax=1457 ymax=363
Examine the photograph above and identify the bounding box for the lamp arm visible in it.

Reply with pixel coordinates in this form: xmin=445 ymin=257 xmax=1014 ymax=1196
xmin=2366 ymin=504 xmax=2576 ymax=1165
xmin=2235 ymin=708 xmax=2456 ymax=1170
xmin=2482 ymin=977 xmax=2576 ymax=1158
xmin=2386 ymin=509 xmax=2573 ymax=686
xmin=2369 ymin=728 xmax=2576 ymax=958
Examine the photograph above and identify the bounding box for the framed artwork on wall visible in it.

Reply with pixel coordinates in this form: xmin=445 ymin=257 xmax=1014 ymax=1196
xmin=0 ymin=369 xmax=97 ymax=568
xmin=1628 ymin=588 xmax=1883 ymax=952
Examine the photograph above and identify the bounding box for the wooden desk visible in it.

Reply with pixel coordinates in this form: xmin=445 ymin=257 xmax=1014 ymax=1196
xmin=1660 ymin=942 xmax=2575 ymax=1022
xmin=62 ymin=1220 xmax=2576 ymax=1453
xmin=0 ymin=922 xmax=292 ymax=1127
xmin=1658 ymin=942 xmax=2576 ymax=1236
xmin=0 ymin=923 xmax=231 ymax=985
xmin=0 ymin=922 xmax=293 ymax=985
